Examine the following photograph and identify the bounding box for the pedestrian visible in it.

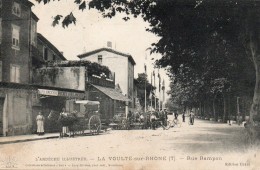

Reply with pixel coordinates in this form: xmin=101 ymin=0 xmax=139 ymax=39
xmin=190 ymin=110 xmax=195 ymax=125
xmin=48 ymin=110 xmax=56 ymax=132
xmin=182 ymin=113 xmax=185 ymax=122
xmin=36 ymin=111 xmax=45 ymax=135
xmin=174 ymin=112 xmax=178 ymax=120
xmin=59 ymin=108 xmax=69 ymax=137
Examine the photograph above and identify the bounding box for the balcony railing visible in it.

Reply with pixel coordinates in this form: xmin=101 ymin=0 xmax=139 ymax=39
xmin=87 ymin=75 xmax=115 ymax=88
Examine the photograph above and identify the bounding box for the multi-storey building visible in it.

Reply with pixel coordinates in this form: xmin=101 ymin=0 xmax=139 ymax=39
xmin=77 ymin=47 xmax=136 ymax=116
xmin=0 ymin=0 xmax=83 ymax=136
xmin=0 ymin=0 xmax=38 ymax=136
xmin=37 ymin=33 xmax=66 ymax=62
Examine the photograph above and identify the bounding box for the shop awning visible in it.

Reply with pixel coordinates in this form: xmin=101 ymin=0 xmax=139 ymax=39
xmin=91 ymin=84 xmax=131 ymax=102
xmin=75 ymin=100 xmax=100 ymax=105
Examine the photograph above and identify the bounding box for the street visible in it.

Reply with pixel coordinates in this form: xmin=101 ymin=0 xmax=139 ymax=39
xmin=0 ymin=119 xmax=259 ymax=170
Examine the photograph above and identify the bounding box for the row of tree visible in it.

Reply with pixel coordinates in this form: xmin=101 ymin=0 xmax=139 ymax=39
xmin=37 ymin=0 xmax=260 ymax=123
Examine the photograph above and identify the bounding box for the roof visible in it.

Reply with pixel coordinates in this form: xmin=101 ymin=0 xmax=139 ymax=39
xmin=77 ymin=48 xmax=136 ymax=65
xmin=37 ymin=33 xmax=67 ymax=61
xmin=91 ymin=84 xmax=131 ymax=102
xmin=32 ymin=12 xmax=39 ymax=22
xmin=21 ymin=0 xmax=34 ymax=7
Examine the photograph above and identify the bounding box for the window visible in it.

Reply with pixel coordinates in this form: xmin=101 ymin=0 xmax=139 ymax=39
xmin=43 ymin=47 xmax=48 ymax=60
xmin=12 ymin=2 xmax=21 ymax=17
xmin=52 ymin=54 xmax=55 ymax=61
xmin=12 ymin=24 xmax=20 ymax=50
xmin=10 ymin=65 xmax=20 ymax=83
xmin=31 ymin=21 xmax=36 ymax=46
xmin=98 ymin=55 xmax=102 ymax=64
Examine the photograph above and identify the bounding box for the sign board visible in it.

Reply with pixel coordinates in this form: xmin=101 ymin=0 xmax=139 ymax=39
xmin=38 ymin=89 xmax=58 ymax=96
xmin=38 ymin=88 xmax=85 ymax=99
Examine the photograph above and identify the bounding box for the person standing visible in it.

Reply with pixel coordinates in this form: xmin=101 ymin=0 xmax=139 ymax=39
xmin=59 ymin=108 xmax=69 ymax=137
xmin=182 ymin=113 xmax=185 ymax=122
xmin=174 ymin=112 xmax=179 ymax=120
xmin=190 ymin=110 xmax=195 ymax=125
xmin=36 ymin=111 xmax=45 ymax=135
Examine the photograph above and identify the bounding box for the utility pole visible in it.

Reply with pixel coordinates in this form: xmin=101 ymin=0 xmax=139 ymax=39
xmin=151 ymin=72 xmax=153 ymax=111
xmin=162 ymin=79 xmax=165 ymax=109
xmin=144 ymin=64 xmax=147 ymax=113
xmin=158 ymin=69 xmax=161 ymax=111
xmin=153 ymin=70 xmax=156 ymax=111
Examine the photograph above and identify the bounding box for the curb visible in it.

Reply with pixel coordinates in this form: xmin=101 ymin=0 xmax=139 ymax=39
xmin=0 ymin=135 xmax=59 ymax=145
xmin=0 ymin=131 xmax=107 ymax=145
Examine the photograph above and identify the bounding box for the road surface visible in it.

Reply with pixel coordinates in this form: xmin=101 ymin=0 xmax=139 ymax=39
xmin=0 ymin=118 xmax=259 ymax=170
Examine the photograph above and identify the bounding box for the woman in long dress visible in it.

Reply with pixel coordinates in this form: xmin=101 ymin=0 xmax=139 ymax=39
xmin=36 ymin=112 xmax=45 ymax=135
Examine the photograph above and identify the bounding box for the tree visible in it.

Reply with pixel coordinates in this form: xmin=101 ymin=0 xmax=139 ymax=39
xmin=134 ymin=73 xmax=155 ymax=110
xmin=36 ymin=0 xmax=260 ymax=123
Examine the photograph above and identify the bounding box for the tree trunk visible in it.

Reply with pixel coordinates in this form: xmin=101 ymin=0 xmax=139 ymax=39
xmin=248 ymin=9 xmax=260 ymax=123
xmin=212 ymin=97 xmax=216 ymax=120
xmin=213 ymin=95 xmax=216 ymax=121
xmin=223 ymin=94 xmax=226 ymax=123
xmin=228 ymin=94 xmax=231 ymax=123
xmin=199 ymin=102 xmax=202 ymax=116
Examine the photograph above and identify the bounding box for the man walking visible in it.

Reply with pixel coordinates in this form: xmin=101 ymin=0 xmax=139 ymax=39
xmin=190 ymin=110 xmax=195 ymax=125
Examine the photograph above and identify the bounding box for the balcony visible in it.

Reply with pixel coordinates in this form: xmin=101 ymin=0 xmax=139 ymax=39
xmin=87 ymin=75 xmax=115 ymax=88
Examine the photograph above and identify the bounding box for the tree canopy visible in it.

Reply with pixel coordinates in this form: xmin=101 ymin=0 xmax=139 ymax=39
xmin=36 ymin=0 xmax=260 ymax=122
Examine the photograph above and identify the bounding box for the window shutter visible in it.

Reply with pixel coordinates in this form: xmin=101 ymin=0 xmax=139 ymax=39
xmin=15 ymin=66 xmax=20 ymax=83
xmin=10 ymin=66 xmax=15 ymax=82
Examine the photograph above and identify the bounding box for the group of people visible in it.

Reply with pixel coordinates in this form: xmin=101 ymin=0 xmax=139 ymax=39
xmin=180 ymin=111 xmax=195 ymax=125
xmin=36 ymin=108 xmax=73 ymax=137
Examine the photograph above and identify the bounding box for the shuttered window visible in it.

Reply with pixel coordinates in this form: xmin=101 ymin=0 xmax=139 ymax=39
xmin=10 ymin=65 xmax=20 ymax=83
xmin=12 ymin=24 xmax=20 ymax=50
xmin=12 ymin=2 xmax=21 ymax=17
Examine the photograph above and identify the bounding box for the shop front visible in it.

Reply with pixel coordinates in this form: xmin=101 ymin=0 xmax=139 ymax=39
xmin=87 ymin=84 xmax=131 ymax=124
xmin=31 ymin=87 xmax=85 ymax=133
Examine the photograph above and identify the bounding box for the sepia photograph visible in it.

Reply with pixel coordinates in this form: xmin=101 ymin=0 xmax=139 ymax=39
xmin=0 ymin=0 xmax=260 ymax=169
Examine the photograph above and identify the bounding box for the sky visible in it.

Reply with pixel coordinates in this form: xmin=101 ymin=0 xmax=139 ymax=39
xmin=30 ymin=0 xmax=170 ymax=100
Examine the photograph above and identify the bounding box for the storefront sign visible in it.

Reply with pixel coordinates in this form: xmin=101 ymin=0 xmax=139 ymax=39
xmin=38 ymin=88 xmax=85 ymax=99
xmin=38 ymin=89 xmax=58 ymax=96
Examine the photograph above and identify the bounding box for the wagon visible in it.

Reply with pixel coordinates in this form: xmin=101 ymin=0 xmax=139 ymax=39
xmin=60 ymin=100 xmax=102 ymax=136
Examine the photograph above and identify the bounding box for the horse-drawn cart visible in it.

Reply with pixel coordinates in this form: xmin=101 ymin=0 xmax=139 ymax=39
xmin=59 ymin=100 xmax=102 ymax=136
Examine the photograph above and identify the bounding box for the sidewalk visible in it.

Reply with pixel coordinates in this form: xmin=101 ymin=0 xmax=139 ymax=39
xmin=0 ymin=129 xmax=103 ymax=145
xmin=0 ymin=133 xmax=60 ymax=145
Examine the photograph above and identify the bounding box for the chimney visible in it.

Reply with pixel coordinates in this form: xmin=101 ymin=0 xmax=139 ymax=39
xmin=60 ymin=51 xmax=64 ymax=55
xmin=107 ymin=41 xmax=112 ymax=48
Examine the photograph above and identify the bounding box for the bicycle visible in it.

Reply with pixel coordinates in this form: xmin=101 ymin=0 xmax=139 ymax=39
xmin=165 ymin=118 xmax=182 ymax=129
xmin=151 ymin=119 xmax=167 ymax=130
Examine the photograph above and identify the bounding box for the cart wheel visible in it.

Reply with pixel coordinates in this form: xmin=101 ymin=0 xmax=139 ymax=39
xmin=165 ymin=121 xmax=171 ymax=130
xmin=89 ymin=115 xmax=101 ymax=135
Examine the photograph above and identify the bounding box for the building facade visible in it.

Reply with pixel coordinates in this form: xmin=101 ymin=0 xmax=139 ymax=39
xmin=37 ymin=33 xmax=66 ymax=62
xmin=78 ymin=48 xmax=136 ymax=116
xmin=0 ymin=0 xmax=80 ymax=136
xmin=0 ymin=0 xmax=37 ymax=136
